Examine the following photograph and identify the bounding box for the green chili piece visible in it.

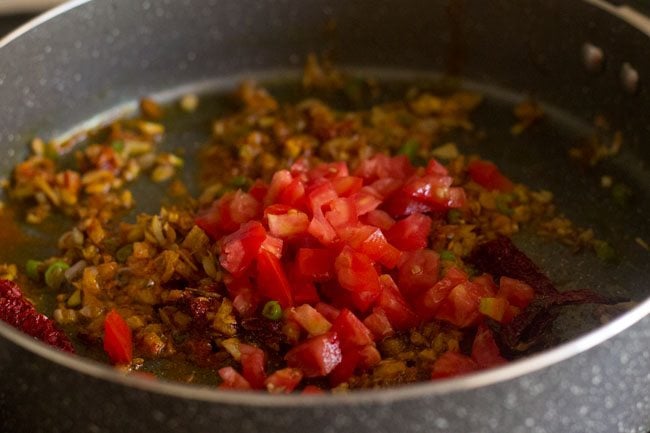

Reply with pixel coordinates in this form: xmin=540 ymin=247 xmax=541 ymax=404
xmin=67 ymin=290 xmax=82 ymax=308
xmin=111 ymin=140 xmax=125 ymax=152
xmin=397 ymin=139 xmax=421 ymax=165
xmin=440 ymin=250 xmax=456 ymax=261
xmin=115 ymin=244 xmax=134 ymax=264
xmin=230 ymin=176 xmax=251 ymax=189
xmin=25 ymin=259 xmax=42 ymax=281
xmin=262 ymin=300 xmax=282 ymax=321
xmin=447 ymin=209 xmax=462 ymax=224
xmin=593 ymin=240 xmax=617 ymax=262
xmin=44 ymin=261 xmax=69 ymax=289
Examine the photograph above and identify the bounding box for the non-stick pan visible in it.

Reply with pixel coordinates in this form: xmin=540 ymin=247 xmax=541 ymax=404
xmin=0 ymin=1 xmax=649 ymax=432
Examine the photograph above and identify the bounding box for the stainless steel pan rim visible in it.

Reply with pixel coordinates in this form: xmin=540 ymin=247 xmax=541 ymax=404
xmin=0 ymin=0 xmax=649 ymax=407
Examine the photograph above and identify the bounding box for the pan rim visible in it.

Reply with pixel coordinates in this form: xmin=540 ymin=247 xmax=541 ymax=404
xmin=0 ymin=0 xmax=649 ymax=406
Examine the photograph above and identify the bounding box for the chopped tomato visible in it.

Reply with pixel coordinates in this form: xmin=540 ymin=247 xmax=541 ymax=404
xmin=218 ymin=367 xmax=252 ymax=390
xmin=287 ymin=304 xmax=332 ymax=336
xmin=308 ymin=161 xmax=349 ymax=180
xmin=467 ymin=160 xmax=514 ymax=192
xmin=219 ymin=221 xmax=267 ymax=275
xmin=302 ymin=385 xmax=325 ymax=394
xmin=397 ymin=249 xmax=440 ymax=297
xmin=256 ymin=249 xmax=293 ymax=308
xmin=285 ymin=332 xmax=342 ymax=377
xmin=472 ymin=274 xmax=498 ymax=296
xmin=340 ymin=225 xmax=401 ymax=269
xmin=265 ymin=368 xmax=303 ymax=393
xmin=329 ymin=347 xmax=362 ymax=386
xmin=431 ymin=351 xmax=478 ymax=379
xmin=266 ymin=205 xmax=309 ymax=238
xmin=334 ymin=246 xmax=381 ymax=312
xmin=361 ymin=209 xmax=395 ymax=231
xmin=497 ymin=276 xmax=535 ymax=309
xmin=376 ymin=275 xmax=419 ymax=330
xmin=248 ymin=179 xmax=269 ymax=202
xmin=315 ymin=302 xmax=341 ymax=322
xmin=478 ymin=297 xmax=509 ymax=322
xmin=264 ymin=169 xmax=293 ymax=206
xmin=239 ymin=343 xmax=267 ymax=390
xmin=383 ymin=193 xmax=433 ymax=218
xmin=196 ymin=190 xmax=261 ymax=239
xmin=425 ymin=159 xmax=449 ymax=176
xmin=434 ymin=281 xmax=489 ymax=328
xmin=296 ymin=248 xmax=336 ymax=281
xmin=325 ymin=197 xmax=358 ymax=229
xmin=385 ymin=213 xmax=432 ymax=251
xmin=363 ymin=308 xmax=394 ymax=340
xmin=355 ymin=154 xmax=415 ymax=183
xmin=330 ymin=308 xmax=374 ymax=348
xmin=292 ymin=279 xmax=320 ymax=305
xmin=331 ymin=176 xmax=363 ymax=197
xmin=352 ymin=188 xmax=383 ymax=215
xmin=103 ymin=309 xmax=133 ymax=365
xmin=471 ymin=325 xmax=507 ymax=368
xmin=260 ymin=234 xmax=283 ymax=259
xmin=357 ymin=344 xmax=381 ymax=369
xmin=277 ymin=177 xmax=306 ymax=208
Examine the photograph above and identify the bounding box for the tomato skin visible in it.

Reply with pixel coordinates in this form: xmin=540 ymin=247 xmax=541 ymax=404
xmin=256 ymin=249 xmax=294 ymax=308
xmin=340 ymin=225 xmax=401 ymax=269
xmin=498 ymin=276 xmax=535 ymax=309
xmin=315 ymin=302 xmax=341 ymax=322
xmin=467 ymin=160 xmax=514 ymax=192
xmin=239 ymin=343 xmax=267 ymax=390
xmin=329 ymin=347 xmax=362 ymax=386
xmin=277 ymin=177 xmax=306 ymax=208
xmin=103 ymin=309 xmax=133 ymax=365
xmin=218 ymin=367 xmax=252 ymax=390
xmin=385 ymin=213 xmax=432 ymax=251
xmin=376 ymin=275 xmax=419 ymax=330
xmin=296 ymin=248 xmax=336 ymax=281
xmin=264 ymin=368 xmax=304 ymax=393
xmin=361 ymin=209 xmax=396 ymax=231
xmin=471 ymin=325 xmax=507 ymax=368
xmin=431 ymin=351 xmax=478 ymax=379
xmin=264 ymin=169 xmax=293 ymax=206
xmin=196 ymin=190 xmax=261 ymax=239
xmin=330 ymin=308 xmax=374 ymax=348
xmin=284 ymin=332 xmax=343 ymax=377
xmin=397 ymin=249 xmax=441 ymax=297
xmin=334 ymin=246 xmax=381 ymax=312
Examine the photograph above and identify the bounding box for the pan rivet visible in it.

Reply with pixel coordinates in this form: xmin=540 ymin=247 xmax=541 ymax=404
xmin=582 ymin=43 xmax=604 ymax=72
xmin=620 ymin=62 xmax=639 ymax=94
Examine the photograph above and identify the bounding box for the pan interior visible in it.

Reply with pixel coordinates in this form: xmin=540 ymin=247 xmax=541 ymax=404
xmin=1 ymin=68 xmax=648 ymax=364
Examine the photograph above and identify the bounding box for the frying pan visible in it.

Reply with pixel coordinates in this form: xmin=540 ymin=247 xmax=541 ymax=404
xmin=1 ymin=0 xmax=650 ymax=432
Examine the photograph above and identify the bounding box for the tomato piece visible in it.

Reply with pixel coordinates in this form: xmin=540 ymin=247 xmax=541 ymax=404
xmin=425 ymin=159 xmax=449 ymax=176
xmin=248 ymin=179 xmax=269 ymax=202
xmin=264 ymin=169 xmax=293 ymax=206
xmin=197 ymin=190 xmax=261 ymax=238
xmin=478 ymin=297 xmax=509 ymax=322
xmin=329 ymin=347 xmax=362 ymax=386
xmin=330 ymin=308 xmax=374 ymax=348
xmin=472 ymin=274 xmax=498 ymax=296
xmin=219 ymin=221 xmax=267 ymax=275
xmin=383 ymin=192 xmax=433 ymax=218
xmin=315 ymin=302 xmax=341 ymax=322
xmin=308 ymin=211 xmax=338 ymax=245
xmin=471 ymin=325 xmax=507 ymax=368
xmin=357 ymin=344 xmax=381 ymax=369
xmin=369 ymin=178 xmax=404 ymax=199
xmin=431 ymin=351 xmax=478 ymax=379
xmin=232 ymin=288 xmax=259 ymax=318
xmin=377 ymin=275 xmax=419 ymax=330
xmin=260 ymin=234 xmax=283 ymax=258
xmin=331 ymin=176 xmax=363 ymax=197
xmin=292 ymin=279 xmax=320 ymax=305
xmin=296 ymin=248 xmax=336 ymax=281
xmin=218 ymin=367 xmax=252 ymax=390
xmin=434 ymin=282 xmax=485 ymax=328
xmin=287 ymin=304 xmax=332 ymax=336
xmin=403 ymin=174 xmax=466 ymax=210
xmin=334 ymin=246 xmax=381 ymax=312
xmin=385 ymin=213 xmax=432 ymax=251
xmin=352 ymin=188 xmax=383 ymax=216
xmin=103 ymin=309 xmax=133 ymax=365
xmin=355 ymin=154 xmax=415 ymax=183
xmin=239 ymin=343 xmax=267 ymax=390
xmin=302 ymin=385 xmax=325 ymax=394
xmin=497 ymin=276 xmax=535 ymax=309
xmin=501 ymin=304 xmax=522 ymax=324
xmin=467 ymin=160 xmax=514 ymax=192
xmin=363 ymin=308 xmax=394 ymax=340
xmin=397 ymin=249 xmax=440 ymax=297
xmin=340 ymin=225 xmax=401 ymax=269
xmin=308 ymin=161 xmax=349 ymax=180
xmin=360 ymin=209 xmax=396 ymax=231
xmin=265 ymin=368 xmax=304 ymax=393
xmin=266 ymin=208 xmax=310 ymax=238
xmin=277 ymin=177 xmax=306 ymax=208
xmin=285 ymin=332 xmax=343 ymax=377
xmin=325 ymin=197 xmax=358 ymax=229
xmin=256 ymin=249 xmax=293 ymax=308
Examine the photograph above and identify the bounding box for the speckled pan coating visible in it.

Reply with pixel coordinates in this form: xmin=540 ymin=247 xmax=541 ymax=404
xmin=0 ymin=1 xmax=649 ymax=432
